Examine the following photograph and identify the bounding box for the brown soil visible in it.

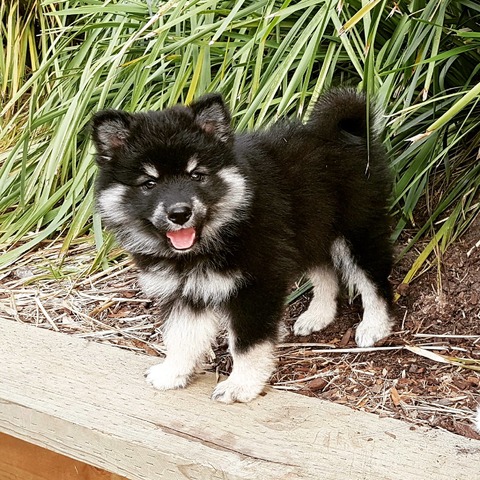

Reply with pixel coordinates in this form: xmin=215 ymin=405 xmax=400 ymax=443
xmin=1 ymin=217 xmax=479 ymax=439
xmin=272 ymin=216 xmax=480 ymax=439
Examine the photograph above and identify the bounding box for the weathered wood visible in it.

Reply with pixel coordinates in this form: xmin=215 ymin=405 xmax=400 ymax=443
xmin=0 ymin=432 xmax=126 ymax=480
xmin=0 ymin=318 xmax=479 ymax=480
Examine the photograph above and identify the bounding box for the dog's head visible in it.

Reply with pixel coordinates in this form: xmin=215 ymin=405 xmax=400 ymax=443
xmin=91 ymin=94 xmax=250 ymax=258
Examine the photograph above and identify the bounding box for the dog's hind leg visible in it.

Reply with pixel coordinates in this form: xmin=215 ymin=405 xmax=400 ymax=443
xmin=331 ymin=236 xmax=393 ymax=347
xmin=293 ymin=266 xmax=339 ymax=336
xmin=146 ymin=303 xmax=219 ymax=390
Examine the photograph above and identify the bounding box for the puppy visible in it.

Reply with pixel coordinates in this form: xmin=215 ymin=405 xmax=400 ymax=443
xmin=92 ymin=89 xmax=393 ymax=403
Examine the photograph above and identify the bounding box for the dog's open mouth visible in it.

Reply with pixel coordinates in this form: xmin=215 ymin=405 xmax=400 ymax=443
xmin=166 ymin=227 xmax=196 ymax=250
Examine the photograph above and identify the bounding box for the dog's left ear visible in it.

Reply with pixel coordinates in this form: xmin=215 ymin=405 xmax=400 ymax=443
xmin=91 ymin=109 xmax=132 ymax=163
xmin=190 ymin=93 xmax=232 ymax=143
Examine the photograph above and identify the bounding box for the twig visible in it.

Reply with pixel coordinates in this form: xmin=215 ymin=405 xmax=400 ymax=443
xmin=78 ymin=292 xmax=150 ymax=303
xmin=288 ymin=345 xmax=450 ymax=354
xmin=34 ymin=297 xmax=59 ymax=331
xmin=414 ymin=333 xmax=480 ymax=339
xmin=76 ymin=324 xmax=155 ymax=338
xmin=275 ymin=371 xmax=337 ymax=385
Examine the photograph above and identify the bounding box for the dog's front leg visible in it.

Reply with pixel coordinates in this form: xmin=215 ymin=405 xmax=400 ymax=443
xmin=212 ymin=286 xmax=284 ymax=403
xmin=146 ymin=302 xmax=219 ymax=390
xmin=212 ymin=337 xmax=276 ymax=403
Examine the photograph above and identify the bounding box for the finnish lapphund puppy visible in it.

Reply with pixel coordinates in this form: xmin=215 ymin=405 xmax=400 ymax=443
xmin=92 ymin=89 xmax=393 ymax=403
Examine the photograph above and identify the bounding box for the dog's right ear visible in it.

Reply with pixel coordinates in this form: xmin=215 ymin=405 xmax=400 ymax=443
xmin=91 ymin=110 xmax=132 ymax=162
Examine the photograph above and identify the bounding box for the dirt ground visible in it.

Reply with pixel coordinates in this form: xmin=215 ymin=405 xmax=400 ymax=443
xmin=1 ymin=216 xmax=479 ymax=439
xmin=275 ymin=218 xmax=480 ymax=439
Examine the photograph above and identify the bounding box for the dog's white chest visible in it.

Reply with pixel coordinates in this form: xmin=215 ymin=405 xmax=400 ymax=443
xmin=138 ymin=268 xmax=181 ymax=299
xmin=139 ymin=266 xmax=243 ymax=305
xmin=182 ymin=269 xmax=243 ymax=304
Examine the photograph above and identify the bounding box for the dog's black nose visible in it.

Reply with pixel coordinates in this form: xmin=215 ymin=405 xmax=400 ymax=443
xmin=167 ymin=204 xmax=192 ymax=225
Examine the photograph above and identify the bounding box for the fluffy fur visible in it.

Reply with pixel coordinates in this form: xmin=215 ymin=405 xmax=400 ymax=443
xmin=92 ymin=89 xmax=394 ymax=403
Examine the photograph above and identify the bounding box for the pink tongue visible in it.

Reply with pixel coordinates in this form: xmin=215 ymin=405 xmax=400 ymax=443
xmin=166 ymin=227 xmax=196 ymax=250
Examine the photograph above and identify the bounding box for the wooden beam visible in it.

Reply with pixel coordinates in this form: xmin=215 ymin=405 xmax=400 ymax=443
xmin=0 ymin=432 xmax=126 ymax=480
xmin=1 ymin=318 xmax=479 ymax=480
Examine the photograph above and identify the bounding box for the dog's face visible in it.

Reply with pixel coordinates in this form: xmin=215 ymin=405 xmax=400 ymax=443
xmin=92 ymin=94 xmax=250 ymax=258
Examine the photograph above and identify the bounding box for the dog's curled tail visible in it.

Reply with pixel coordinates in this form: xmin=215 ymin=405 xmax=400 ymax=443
xmin=308 ymin=88 xmax=379 ymax=143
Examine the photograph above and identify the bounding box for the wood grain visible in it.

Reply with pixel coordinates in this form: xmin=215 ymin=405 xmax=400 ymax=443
xmin=0 ymin=432 xmax=125 ymax=480
xmin=1 ymin=318 xmax=479 ymax=480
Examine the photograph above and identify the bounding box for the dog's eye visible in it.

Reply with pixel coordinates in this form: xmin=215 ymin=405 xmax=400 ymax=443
xmin=190 ymin=171 xmax=206 ymax=182
xmin=142 ymin=179 xmax=157 ymax=189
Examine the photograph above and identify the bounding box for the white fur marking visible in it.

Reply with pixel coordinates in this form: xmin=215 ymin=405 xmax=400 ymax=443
xmin=203 ymin=166 xmax=251 ymax=239
xmin=98 ymin=186 xmax=165 ymax=257
xmin=143 ymin=163 xmax=159 ymax=179
xmin=117 ymin=230 xmax=163 ymax=256
xmin=212 ymin=340 xmax=276 ymax=403
xmin=97 ymin=184 xmax=129 ymax=224
xmin=186 ymin=155 xmax=199 ymax=173
xmin=138 ymin=268 xmax=181 ymax=299
xmin=475 ymin=407 xmax=480 ymax=433
xmin=331 ymin=237 xmax=392 ymax=347
xmin=293 ymin=266 xmax=339 ymax=336
xmin=182 ymin=268 xmax=243 ymax=304
xmin=146 ymin=305 xmax=220 ymax=390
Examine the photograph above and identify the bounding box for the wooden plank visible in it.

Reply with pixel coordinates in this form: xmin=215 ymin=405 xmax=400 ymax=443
xmin=0 ymin=432 xmax=126 ymax=480
xmin=0 ymin=318 xmax=479 ymax=480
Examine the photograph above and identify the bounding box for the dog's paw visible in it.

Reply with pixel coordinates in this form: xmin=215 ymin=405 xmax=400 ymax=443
xmin=355 ymin=318 xmax=392 ymax=347
xmin=211 ymin=379 xmax=264 ymax=404
xmin=293 ymin=310 xmax=333 ymax=336
xmin=145 ymin=363 xmax=190 ymax=390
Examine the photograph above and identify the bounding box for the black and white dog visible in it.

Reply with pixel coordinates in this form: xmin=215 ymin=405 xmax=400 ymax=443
xmin=92 ymin=89 xmax=393 ymax=403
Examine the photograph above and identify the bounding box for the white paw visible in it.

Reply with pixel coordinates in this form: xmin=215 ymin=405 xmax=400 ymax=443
xmin=355 ymin=318 xmax=392 ymax=347
xmin=293 ymin=310 xmax=334 ymax=336
xmin=211 ymin=379 xmax=264 ymax=404
xmin=145 ymin=363 xmax=190 ymax=390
